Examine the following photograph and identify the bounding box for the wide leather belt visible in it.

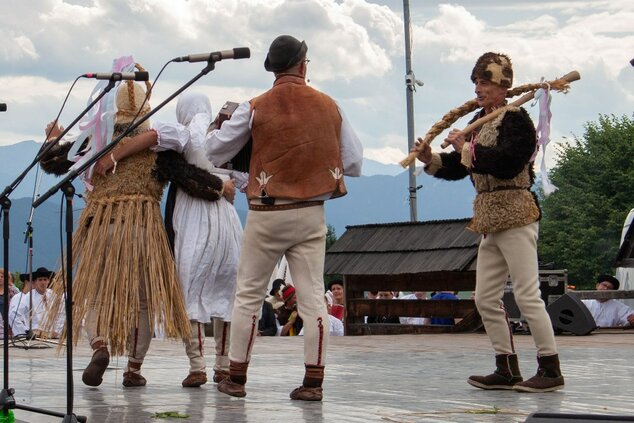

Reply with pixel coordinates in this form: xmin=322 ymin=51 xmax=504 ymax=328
xmin=248 ymin=201 xmax=324 ymax=212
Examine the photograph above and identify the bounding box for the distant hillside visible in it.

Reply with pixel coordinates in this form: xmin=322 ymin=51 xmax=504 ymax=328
xmin=1 ymin=141 xmax=475 ymax=269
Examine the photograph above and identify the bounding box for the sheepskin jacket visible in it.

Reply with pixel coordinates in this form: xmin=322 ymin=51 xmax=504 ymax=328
xmin=424 ymin=106 xmax=541 ymax=234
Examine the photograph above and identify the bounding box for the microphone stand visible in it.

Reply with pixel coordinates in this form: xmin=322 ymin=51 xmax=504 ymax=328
xmin=0 ymin=78 xmax=119 ymax=423
xmin=29 ymin=59 xmax=217 ymax=422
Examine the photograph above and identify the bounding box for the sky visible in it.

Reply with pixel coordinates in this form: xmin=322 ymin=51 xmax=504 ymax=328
xmin=1 ymin=0 xmax=633 ymax=169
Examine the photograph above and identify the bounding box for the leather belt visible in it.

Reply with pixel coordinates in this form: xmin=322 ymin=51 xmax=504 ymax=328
xmin=249 ymin=201 xmax=324 ymax=212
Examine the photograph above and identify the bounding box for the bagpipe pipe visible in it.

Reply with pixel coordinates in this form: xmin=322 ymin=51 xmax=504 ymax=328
xmin=212 ymin=101 xmax=252 ymax=172
xmin=399 ymin=70 xmax=581 ymax=168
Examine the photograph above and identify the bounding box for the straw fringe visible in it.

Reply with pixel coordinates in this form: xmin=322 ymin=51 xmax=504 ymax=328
xmin=43 ymin=136 xmax=190 ymax=356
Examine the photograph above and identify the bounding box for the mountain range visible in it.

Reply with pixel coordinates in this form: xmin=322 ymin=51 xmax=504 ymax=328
xmin=0 ymin=140 xmax=474 ymax=270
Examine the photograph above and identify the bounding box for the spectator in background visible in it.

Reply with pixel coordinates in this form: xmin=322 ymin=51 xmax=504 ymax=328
xmin=0 ymin=269 xmax=20 ymax=338
xmin=367 ymin=291 xmax=400 ymax=324
xmin=429 ymin=291 xmax=460 ymax=325
xmin=399 ymin=291 xmax=428 ymax=325
xmin=258 ymin=300 xmax=278 ymax=336
xmin=582 ymin=275 xmax=634 ymax=327
xmin=266 ymin=279 xmax=286 ymax=311
xmin=326 ymin=280 xmax=345 ymax=321
xmin=277 ymin=286 xmax=303 ymax=336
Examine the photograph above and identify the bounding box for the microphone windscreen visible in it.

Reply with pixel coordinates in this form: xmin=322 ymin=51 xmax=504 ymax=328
xmin=233 ymin=47 xmax=251 ymax=60
xmin=630 ymin=57 xmax=634 ymax=67
xmin=0 ymin=103 xmax=6 ymax=112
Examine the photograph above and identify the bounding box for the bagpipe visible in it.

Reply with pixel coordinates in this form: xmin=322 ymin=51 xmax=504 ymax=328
xmin=400 ymin=71 xmax=581 ymax=168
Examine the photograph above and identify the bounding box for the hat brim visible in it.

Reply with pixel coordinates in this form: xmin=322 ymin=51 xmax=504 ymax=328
xmin=264 ymin=41 xmax=307 ymax=73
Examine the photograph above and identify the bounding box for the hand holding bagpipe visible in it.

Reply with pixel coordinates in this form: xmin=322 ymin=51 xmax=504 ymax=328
xmin=400 ymin=70 xmax=581 ymax=168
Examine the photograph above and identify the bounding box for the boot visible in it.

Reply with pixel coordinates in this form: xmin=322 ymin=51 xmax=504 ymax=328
xmin=467 ymin=354 xmax=523 ymax=390
xmin=514 ymin=354 xmax=564 ymax=393
xmin=182 ymin=371 xmax=207 ymax=388
xmin=217 ymin=361 xmax=248 ymax=398
xmin=122 ymin=361 xmax=147 ymax=387
xmin=290 ymin=365 xmax=324 ymax=401
xmin=82 ymin=343 xmax=110 ymax=387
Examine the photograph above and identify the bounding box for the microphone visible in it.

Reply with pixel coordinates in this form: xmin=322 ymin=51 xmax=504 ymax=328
xmin=0 ymin=103 xmax=6 ymax=112
xmin=82 ymin=71 xmax=149 ymax=81
xmin=173 ymin=47 xmax=251 ymax=63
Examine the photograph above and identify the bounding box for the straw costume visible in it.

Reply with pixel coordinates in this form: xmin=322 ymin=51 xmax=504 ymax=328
xmin=40 ymin=58 xmax=190 ymax=388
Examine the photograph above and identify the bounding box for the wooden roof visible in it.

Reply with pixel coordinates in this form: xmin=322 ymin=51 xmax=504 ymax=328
xmin=325 ymin=218 xmax=480 ymax=276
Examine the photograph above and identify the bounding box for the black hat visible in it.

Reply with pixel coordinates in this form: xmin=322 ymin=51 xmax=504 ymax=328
xmin=32 ymin=267 xmax=54 ymax=280
xmin=327 ymin=279 xmax=343 ymax=291
xmin=264 ymin=35 xmax=307 ymax=73
xmin=269 ymin=279 xmax=286 ymax=296
xmin=596 ymin=274 xmax=620 ymax=290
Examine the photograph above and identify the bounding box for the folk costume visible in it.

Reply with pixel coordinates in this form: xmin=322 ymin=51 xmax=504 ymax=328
xmin=209 ymin=35 xmax=363 ymax=401
xmin=422 ymin=52 xmax=563 ymax=393
xmin=152 ymin=92 xmax=244 ymax=387
xmin=40 ymin=57 xmax=190 ymax=387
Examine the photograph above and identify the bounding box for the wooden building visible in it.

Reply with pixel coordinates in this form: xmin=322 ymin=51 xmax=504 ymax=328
xmin=324 ymin=218 xmax=482 ymax=335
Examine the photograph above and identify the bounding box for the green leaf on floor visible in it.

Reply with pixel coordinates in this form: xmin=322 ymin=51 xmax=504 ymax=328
xmin=151 ymin=410 xmax=190 ymax=419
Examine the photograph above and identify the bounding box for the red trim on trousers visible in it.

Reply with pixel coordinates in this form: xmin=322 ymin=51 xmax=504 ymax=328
xmin=317 ymin=317 xmax=324 ymax=366
xmin=220 ymin=322 xmax=228 ymax=356
xmin=245 ymin=316 xmax=257 ymax=362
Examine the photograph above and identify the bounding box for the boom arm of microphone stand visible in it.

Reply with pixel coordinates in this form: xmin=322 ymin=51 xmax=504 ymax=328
xmin=33 ymin=62 xmax=216 ymax=209
xmin=0 ymin=79 xmax=118 ymax=201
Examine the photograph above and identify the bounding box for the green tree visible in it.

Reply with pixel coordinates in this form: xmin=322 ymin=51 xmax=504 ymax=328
xmin=324 ymin=224 xmax=341 ymax=286
xmin=538 ymin=114 xmax=634 ymax=288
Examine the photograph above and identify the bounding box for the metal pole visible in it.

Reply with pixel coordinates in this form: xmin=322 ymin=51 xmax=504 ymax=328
xmin=403 ymin=0 xmax=418 ymax=221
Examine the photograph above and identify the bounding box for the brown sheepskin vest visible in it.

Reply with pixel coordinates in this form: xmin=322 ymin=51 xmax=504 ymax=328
xmin=468 ymin=107 xmax=540 ymax=233
xmin=246 ymin=74 xmax=346 ymax=201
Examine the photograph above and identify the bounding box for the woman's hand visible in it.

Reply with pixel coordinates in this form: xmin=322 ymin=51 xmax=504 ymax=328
xmin=223 ymin=179 xmax=236 ymax=204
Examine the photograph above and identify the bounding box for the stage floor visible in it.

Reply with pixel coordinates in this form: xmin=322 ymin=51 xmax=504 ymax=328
xmin=2 ymin=331 xmax=633 ymax=422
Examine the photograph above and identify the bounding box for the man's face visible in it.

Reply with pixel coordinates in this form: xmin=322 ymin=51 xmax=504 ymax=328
xmin=474 ymin=78 xmax=507 ymax=111
xmin=33 ymin=276 xmax=49 ymax=295
xmin=377 ymin=291 xmax=394 ymax=300
xmin=330 ymin=284 xmax=344 ymax=303
xmin=596 ymin=280 xmax=616 ymax=303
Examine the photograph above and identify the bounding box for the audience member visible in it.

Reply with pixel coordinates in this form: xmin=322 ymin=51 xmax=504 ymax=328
xmin=429 ymin=291 xmax=460 ymax=325
xmin=266 ymin=279 xmax=286 ymax=311
xmin=326 ymin=280 xmax=345 ymax=321
xmin=0 ymin=269 xmax=20 ymax=337
xmin=277 ymin=286 xmax=303 ymax=336
xmin=582 ymin=275 xmax=634 ymax=327
xmin=9 ymin=267 xmax=63 ymax=338
xmin=399 ymin=291 xmax=428 ymax=325
xmin=367 ymin=291 xmax=400 ymax=324
xmin=258 ymin=300 xmax=278 ymax=336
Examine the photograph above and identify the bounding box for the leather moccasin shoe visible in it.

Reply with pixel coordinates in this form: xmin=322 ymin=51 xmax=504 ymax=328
xmin=213 ymin=370 xmax=229 ymax=383
xmin=82 ymin=347 xmax=110 ymax=387
xmin=217 ymin=378 xmax=246 ymax=398
xmin=122 ymin=372 xmax=147 ymax=387
xmin=290 ymin=385 xmax=323 ymax=401
xmin=182 ymin=371 xmax=207 ymax=388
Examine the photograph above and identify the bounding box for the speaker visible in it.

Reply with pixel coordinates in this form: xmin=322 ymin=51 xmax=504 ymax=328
xmin=526 ymin=412 xmax=634 ymax=422
xmin=546 ymin=293 xmax=596 ymax=335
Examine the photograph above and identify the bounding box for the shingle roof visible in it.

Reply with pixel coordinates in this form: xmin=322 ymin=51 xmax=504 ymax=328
xmin=325 ymin=218 xmax=480 ymax=276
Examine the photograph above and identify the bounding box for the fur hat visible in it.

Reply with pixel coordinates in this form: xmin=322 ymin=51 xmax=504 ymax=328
xmin=470 ymin=52 xmax=513 ymax=88
xmin=596 ymin=274 xmax=620 ymax=290
xmin=264 ymin=35 xmax=307 ymax=73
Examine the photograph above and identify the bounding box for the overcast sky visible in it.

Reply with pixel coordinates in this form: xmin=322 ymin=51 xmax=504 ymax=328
xmin=1 ymin=0 xmax=633 ymax=168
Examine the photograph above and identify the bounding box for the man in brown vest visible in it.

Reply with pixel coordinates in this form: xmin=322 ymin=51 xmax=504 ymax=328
xmin=206 ymin=34 xmax=363 ymax=401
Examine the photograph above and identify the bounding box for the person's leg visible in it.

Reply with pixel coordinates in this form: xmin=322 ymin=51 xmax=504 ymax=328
xmin=182 ymin=320 xmax=207 ymax=387
xmin=82 ymin=307 xmax=110 ymax=387
xmin=212 ymin=319 xmax=230 ymax=382
xmin=501 ymin=223 xmax=563 ymax=392
xmin=468 ymin=232 xmax=522 ymax=390
xmin=218 ymin=210 xmax=290 ymax=398
xmin=123 ymin=281 xmax=153 ymax=387
xmin=284 ymin=206 xmax=329 ymax=401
